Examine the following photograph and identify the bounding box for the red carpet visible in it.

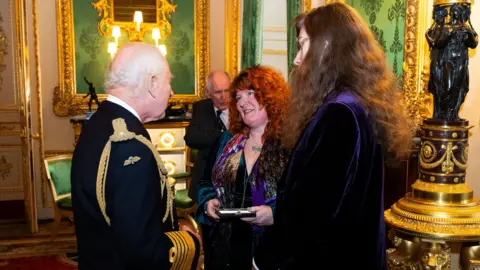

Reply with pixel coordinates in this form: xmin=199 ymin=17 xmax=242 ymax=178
xmin=0 ymin=254 xmax=77 ymax=270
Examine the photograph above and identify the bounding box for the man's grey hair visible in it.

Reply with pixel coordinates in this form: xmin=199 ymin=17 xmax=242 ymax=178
xmin=205 ymin=71 xmax=230 ymax=96
xmin=104 ymin=43 xmax=166 ymax=97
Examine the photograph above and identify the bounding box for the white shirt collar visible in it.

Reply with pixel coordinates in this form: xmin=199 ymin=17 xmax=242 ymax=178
xmin=107 ymin=95 xmax=141 ymax=121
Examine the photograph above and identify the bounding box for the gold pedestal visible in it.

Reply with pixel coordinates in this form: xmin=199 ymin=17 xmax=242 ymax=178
xmin=385 ymin=120 xmax=480 ymax=269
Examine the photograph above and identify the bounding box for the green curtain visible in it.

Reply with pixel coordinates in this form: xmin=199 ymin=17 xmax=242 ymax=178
xmin=241 ymin=0 xmax=263 ymax=70
xmin=287 ymin=0 xmax=304 ymax=74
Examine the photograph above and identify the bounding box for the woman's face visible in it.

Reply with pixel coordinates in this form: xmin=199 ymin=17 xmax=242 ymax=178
xmin=294 ymin=26 xmax=310 ymax=66
xmin=235 ymin=89 xmax=268 ymax=129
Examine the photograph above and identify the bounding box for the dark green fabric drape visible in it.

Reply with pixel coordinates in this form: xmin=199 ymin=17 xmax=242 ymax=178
xmin=287 ymin=0 xmax=304 ymax=74
xmin=241 ymin=0 xmax=263 ymax=70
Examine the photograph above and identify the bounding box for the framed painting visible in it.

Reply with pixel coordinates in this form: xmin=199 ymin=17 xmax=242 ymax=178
xmin=325 ymin=0 xmax=431 ymax=130
xmin=54 ymin=0 xmax=210 ymax=116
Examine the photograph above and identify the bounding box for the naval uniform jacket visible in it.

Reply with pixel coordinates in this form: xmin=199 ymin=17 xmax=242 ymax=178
xmin=71 ymin=101 xmax=199 ymax=270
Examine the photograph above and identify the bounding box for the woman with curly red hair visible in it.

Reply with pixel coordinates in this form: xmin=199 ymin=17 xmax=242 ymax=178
xmin=196 ymin=65 xmax=290 ymax=269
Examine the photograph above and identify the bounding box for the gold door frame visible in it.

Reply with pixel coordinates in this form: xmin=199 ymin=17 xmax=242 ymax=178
xmin=53 ymin=0 xmax=210 ymax=117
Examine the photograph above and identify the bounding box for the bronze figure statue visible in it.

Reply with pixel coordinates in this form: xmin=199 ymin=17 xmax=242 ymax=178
xmin=84 ymin=77 xmax=100 ymax=112
xmin=426 ymin=3 xmax=478 ymax=122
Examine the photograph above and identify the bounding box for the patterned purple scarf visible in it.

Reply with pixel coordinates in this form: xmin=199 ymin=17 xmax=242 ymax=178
xmin=211 ymin=134 xmax=276 ymax=210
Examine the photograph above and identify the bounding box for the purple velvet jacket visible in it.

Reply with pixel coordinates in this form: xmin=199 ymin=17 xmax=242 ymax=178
xmin=254 ymin=91 xmax=386 ymax=269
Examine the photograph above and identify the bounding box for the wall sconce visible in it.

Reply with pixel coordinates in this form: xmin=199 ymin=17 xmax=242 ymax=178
xmin=108 ymin=42 xmax=118 ymax=59
xmin=133 ymin=11 xmax=143 ymax=32
xmin=152 ymin=28 xmax=167 ymax=56
xmin=108 ymin=11 xmax=167 ymax=58
xmin=112 ymin=25 xmax=121 ymax=44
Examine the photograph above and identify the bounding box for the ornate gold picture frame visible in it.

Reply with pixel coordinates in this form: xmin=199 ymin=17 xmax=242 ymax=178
xmin=54 ymin=0 xmax=210 ymax=116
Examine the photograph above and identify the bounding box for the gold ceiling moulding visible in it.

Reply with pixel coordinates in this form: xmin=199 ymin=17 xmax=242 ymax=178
xmin=54 ymin=0 xmax=210 ymax=117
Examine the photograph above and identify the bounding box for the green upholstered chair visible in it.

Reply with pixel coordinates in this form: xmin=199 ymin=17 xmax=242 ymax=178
xmin=170 ymin=148 xmax=198 ymax=233
xmin=44 ymin=155 xmax=74 ymax=239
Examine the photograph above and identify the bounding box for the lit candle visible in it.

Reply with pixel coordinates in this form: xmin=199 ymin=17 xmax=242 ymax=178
xmin=152 ymin=28 xmax=160 ymax=46
xmin=133 ymin=11 xmax=143 ymax=31
xmin=158 ymin=44 xmax=167 ymax=56
xmin=108 ymin=42 xmax=117 ymax=59
xmin=112 ymin=26 xmax=121 ymax=44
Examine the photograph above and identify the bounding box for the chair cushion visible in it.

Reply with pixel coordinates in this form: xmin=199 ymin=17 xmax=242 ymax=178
xmin=57 ymin=197 xmax=72 ymax=210
xmin=175 ymin=189 xmax=194 ymax=208
xmin=48 ymin=159 xmax=72 ymax=197
xmin=170 ymin=172 xmax=191 ymax=179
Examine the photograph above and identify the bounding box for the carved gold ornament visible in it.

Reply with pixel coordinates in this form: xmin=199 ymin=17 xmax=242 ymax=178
xmin=54 ymin=0 xmax=209 ymax=116
xmin=163 ymin=160 xmax=176 ymax=175
xmin=0 ymin=12 xmax=7 ymax=92
xmin=434 ymin=0 xmax=472 ymax=5
xmin=421 ymin=141 xmax=437 ymax=163
xmin=91 ymin=0 xmax=177 ymax=42
xmin=157 ymin=131 xmax=176 ymax=148
xmin=420 ymin=142 xmax=467 ymax=171
xmin=0 ymin=156 xmax=13 ymax=181
xmin=463 ymin=144 xmax=469 ymax=163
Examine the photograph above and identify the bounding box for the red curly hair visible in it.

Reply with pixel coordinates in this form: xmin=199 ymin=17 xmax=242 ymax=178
xmin=229 ymin=65 xmax=290 ymax=141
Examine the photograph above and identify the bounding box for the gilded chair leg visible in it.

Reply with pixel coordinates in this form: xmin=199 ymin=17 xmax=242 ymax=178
xmin=51 ymin=209 xmax=62 ymax=240
xmin=184 ymin=213 xmax=199 ymax=234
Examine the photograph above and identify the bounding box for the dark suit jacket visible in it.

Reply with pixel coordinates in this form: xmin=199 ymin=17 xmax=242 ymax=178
xmin=71 ymin=101 xmax=199 ymax=270
xmin=184 ymin=99 xmax=224 ymax=202
xmin=254 ymin=92 xmax=386 ymax=270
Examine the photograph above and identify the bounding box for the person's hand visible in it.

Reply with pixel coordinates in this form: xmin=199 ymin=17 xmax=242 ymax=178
xmin=206 ymin=199 xmax=220 ymax=220
xmin=241 ymin=205 xmax=273 ymax=226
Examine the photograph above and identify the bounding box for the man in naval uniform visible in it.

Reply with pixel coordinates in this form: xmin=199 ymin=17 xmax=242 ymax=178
xmin=71 ymin=42 xmax=200 ymax=270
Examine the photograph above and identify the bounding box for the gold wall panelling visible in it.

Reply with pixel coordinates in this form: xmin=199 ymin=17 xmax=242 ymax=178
xmin=92 ymin=0 xmax=177 ymax=41
xmin=302 ymin=0 xmax=312 ymax=11
xmin=0 ymin=122 xmax=21 ymax=136
xmin=262 ymin=49 xmax=287 ymax=55
xmin=0 ymin=145 xmax=24 ymax=201
xmin=225 ymin=0 xmax=240 ymax=77
xmin=0 ymin=11 xmax=6 ymax=92
xmin=263 ymin=26 xmax=287 ymax=33
xmin=54 ymin=0 xmax=210 ymax=116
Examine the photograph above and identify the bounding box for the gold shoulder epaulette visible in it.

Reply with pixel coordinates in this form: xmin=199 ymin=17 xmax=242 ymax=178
xmin=96 ymin=118 xmax=174 ymax=226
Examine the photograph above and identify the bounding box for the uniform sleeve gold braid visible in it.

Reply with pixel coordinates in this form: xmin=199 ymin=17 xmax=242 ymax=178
xmin=95 ymin=118 xmax=175 ymax=227
xmin=165 ymin=231 xmax=197 ymax=270
xmin=96 ymin=141 xmax=112 ymax=225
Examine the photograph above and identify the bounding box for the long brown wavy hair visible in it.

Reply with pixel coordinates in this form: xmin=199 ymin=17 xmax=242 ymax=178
xmin=229 ymin=65 xmax=291 ymax=141
xmin=282 ymin=3 xmax=412 ymax=161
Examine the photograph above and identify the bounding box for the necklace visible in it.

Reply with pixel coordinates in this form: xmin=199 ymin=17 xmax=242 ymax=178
xmin=252 ymin=146 xmax=262 ymax=152
xmin=247 ymin=137 xmax=262 ymax=153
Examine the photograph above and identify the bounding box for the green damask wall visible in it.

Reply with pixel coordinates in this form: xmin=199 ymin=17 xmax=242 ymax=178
xmin=346 ymin=0 xmax=405 ymax=77
xmin=73 ymin=0 xmax=194 ymax=95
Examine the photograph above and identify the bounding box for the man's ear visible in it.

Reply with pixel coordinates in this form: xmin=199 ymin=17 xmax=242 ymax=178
xmin=149 ymin=75 xmax=157 ymax=91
